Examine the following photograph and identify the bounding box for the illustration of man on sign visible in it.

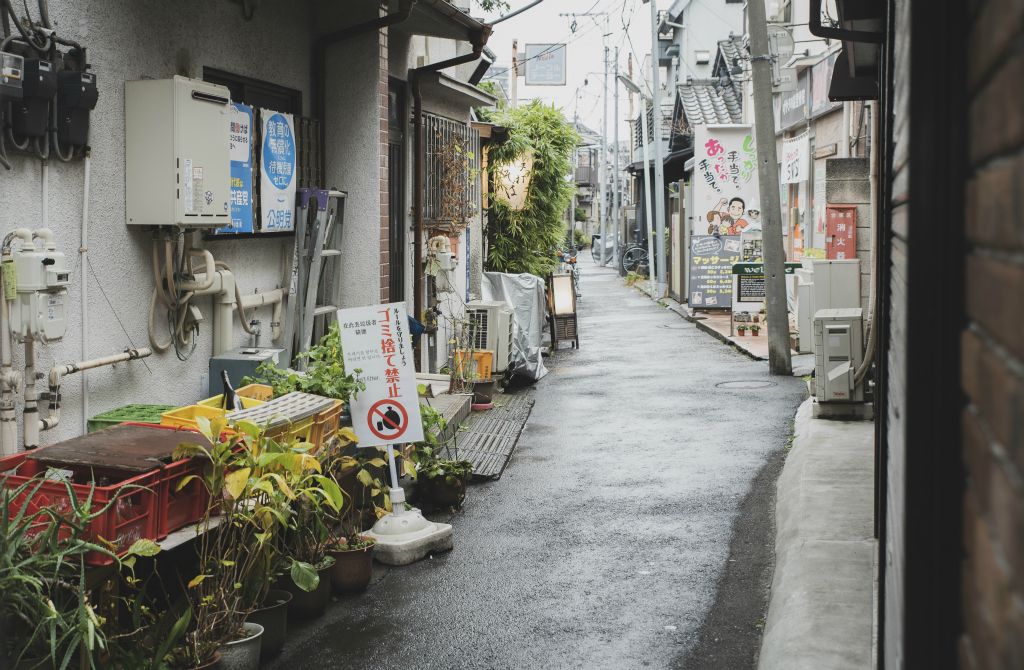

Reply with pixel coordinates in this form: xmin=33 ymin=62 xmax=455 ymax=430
xmin=706 ymin=196 xmax=751 ymax=235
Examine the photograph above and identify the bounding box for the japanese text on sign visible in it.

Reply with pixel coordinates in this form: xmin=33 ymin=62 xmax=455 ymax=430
xmin=339 ymin=302 xmax=424 ymax=447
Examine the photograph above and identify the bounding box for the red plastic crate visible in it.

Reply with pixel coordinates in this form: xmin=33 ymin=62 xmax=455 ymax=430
xmin=0 ymin=452 xmax=159 ymax=566
xmin=119 ymin=423 xmax=213 ymax=538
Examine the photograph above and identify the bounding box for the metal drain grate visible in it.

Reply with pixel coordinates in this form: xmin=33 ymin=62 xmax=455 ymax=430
xmin=456 ymin=394 xmax=535 ymax=479
xmin=715 ymin=380 xmax=778 ymax=390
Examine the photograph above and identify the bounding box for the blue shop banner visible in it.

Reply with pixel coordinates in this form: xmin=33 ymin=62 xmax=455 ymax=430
xmin=216 ymin=102 xmax=254 ymax=234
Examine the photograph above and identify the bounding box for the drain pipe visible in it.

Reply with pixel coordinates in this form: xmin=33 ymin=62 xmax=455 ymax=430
xmin=411 ymin=28 xmax=492 ymax=330
xmin=0 ymin=230 xmax=31 ymax=455
xmin=312 ymin=0 xmax=417 ymax=179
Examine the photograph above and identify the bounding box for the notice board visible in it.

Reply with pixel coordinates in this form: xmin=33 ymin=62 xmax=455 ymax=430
xmin=688 ymin=235 xmax=741 ymax=309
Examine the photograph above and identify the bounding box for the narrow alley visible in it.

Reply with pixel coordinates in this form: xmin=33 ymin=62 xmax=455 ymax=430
xmin=269 ymin=259 xmax=805 ymax=669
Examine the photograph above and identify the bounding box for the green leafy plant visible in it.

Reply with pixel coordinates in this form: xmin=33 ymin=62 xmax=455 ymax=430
xmin=316 ymin=431 xmax=391 ymax=544
xmin=0 ymin=476 xmax=160 ymax=669
xmin=170 ymin=417 xmax=342 ymax=667
xmin=244 ymin=323 xmax=364 ymax=403
xmin=574 ymin=207 xmax=588 ymax=223
xmin=483 ymin=101 xmax=580 ymax=276
xmin=573 ymin=229 xmax=590 ymax=249
xmin=624 ymin=271 xmax=645 ymax=287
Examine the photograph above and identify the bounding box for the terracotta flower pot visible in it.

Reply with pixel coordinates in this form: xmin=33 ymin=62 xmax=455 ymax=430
xmin=329 ymin=540 xmax=376 ymax=594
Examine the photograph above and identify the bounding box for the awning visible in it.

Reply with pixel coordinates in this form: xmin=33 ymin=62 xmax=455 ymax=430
xmin=392 ymin=0 xmax=488 ymax=42
xmin=419 ymin=70 xmax=496 ymax=108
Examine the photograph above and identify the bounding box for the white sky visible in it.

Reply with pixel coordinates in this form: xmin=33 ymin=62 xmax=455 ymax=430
xmin=476 ymin=0 xmax=665 ymax=142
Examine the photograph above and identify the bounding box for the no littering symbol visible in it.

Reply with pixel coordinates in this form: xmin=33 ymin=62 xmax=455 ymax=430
xmin=367 ymin=399 xmax=409 ymax=441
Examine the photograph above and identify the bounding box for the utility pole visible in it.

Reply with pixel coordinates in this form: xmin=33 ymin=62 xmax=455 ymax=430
xmin=612 ymin=47 xmax=620 ymax=271
xmin=600 ymin=46 xmax=609 ymax=265
xmin=748 ymin=0 xmax=792 ymax=375
xmin=645 ymin=0 xmax=667 ymax=296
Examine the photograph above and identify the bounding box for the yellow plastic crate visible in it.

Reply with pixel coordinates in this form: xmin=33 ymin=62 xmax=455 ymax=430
xmin=160 ymin=397 xmax=264 ymax=432
xmin=198 ymin=384 xmax=273 ymax=408
xmin=454 ymin=350 xmax=493 ymax=382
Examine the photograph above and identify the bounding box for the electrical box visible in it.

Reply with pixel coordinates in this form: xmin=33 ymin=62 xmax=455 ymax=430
xmin=0 ymin=51 xmax=23 ymax=100
xmin=813 ymin=308 xmax=864 ymax=403
xmin=795 ymin=268 xmax=814 ymax=354
xmin=125 ymin=76 xmax=231 ymax=228
xmin=810 ymin=259 xmax=861 ymax=314
xmin=56 ymin=70 xmax=98 ymax=147
xmin=209 ymin=347 xmax=284 ymax=397
xmin=5 ymin=242 xmax=70 ymax=343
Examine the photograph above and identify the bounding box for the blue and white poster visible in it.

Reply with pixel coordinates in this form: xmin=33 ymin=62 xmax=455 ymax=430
xmin=217 ymin=102 xmax=254 ymax=234
xmin=259 ymin=109 xmax=297 ymax=232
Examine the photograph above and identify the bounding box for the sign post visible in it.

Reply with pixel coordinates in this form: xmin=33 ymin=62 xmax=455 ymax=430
xmin=338 ymin=302 xmax=452 ymax=564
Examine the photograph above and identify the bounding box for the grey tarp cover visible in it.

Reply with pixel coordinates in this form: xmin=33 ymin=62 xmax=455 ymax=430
xmin=482 ymin=271 xmax=548 ymax=382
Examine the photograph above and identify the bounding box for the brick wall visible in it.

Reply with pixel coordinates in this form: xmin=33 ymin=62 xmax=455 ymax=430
xmin=378 ymin=6 xmax=391 ymax=303
xmin=959 ymin=0 xmax=1024 ymax=666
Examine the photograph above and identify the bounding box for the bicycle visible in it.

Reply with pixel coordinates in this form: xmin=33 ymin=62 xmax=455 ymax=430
xmin=557 ymin=247 xmax=581 ymax=297
xmin=619 ymin=243 xmax=649 ymax=275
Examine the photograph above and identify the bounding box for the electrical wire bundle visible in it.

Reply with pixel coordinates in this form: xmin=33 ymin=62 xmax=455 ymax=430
xmin=0 ymin=0 xmax=91 ymax=169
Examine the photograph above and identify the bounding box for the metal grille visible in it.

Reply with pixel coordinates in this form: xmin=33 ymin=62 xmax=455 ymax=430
xmin=468 ymin=308 xmax=489 ymax=350
xmin=424 ymin=113 xmax=481 ymax=229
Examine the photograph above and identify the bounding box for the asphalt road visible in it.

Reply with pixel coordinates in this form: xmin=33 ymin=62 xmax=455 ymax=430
xmin=268 ymin=257 xmax=805 ymax=670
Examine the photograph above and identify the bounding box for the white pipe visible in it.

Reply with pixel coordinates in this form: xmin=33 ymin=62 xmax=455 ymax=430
xmin=213 ymin=271 xmax=235 ymax=356
xmin=841 ymin=103 xmax=851 ymax=158
xmin=43 ymin=347 xmax=153 ymax=433
xmin=239 ymin=288 xmax=284 ymax=342
xmin=178 ymin=249 xmax=216 ymax=291
xmin=41 ymin=161 xmax=48 ymax=229
xmin=32 ymin=228 xmax=54 ymax=249
xmin=854 ymin=101 xmax=879 ymax=387
xmin=23 ymin=340 xmax=38 ymax=449
xmin=80 ymin=153 xmax=90 ymax=434
xmin=0 ymin=283 xmax=16 ymax=457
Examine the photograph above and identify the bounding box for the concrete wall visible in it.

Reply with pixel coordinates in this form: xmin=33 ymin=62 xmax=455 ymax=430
xmin=825 ymin=158 xmax=871 ymax=312
xmin=318 ymin=1 xmax=386 ymax=307
xmin=671 ymin=0 xmax=744 ymax=83
xmin=0 ymin=0 xmax=397 ymax=447
xmin=0 ymin=0 xmax=315 ymax=445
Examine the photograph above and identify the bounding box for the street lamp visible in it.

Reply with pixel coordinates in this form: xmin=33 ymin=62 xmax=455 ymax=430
xmin=617 ymin=74 xmax=657 ymax=296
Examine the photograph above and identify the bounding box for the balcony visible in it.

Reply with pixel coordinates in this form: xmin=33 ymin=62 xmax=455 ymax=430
xmin=575 ymin=166 xmax=595 ymax=185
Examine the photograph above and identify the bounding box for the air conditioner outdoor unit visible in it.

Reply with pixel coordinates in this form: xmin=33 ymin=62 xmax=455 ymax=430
xmin=466 ymin=300 xmax=514 ymax=374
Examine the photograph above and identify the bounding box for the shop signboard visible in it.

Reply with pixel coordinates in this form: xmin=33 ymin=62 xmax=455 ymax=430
xmin=338 ymin=302 xmax=425 ymax=448
xmin=259 ymin=109 xmax=297 ymax=232
xmin=689 ymin=235 xmax=742 ymax=309
xmin=810 ymin=52 xmax=841 ymax=117
xmin=524 ymin=44 xmax=566 ymax=86
xmin=826 ymin=205 xmax=857 ymax=260
xmin=782 ymin=132 xmax=810 ymax=183
xmin=731 ymin=262 xmax=801 ymax=304
xmin=778 ymin=72 xmax=808 ymax=130
xmin=216 ymin=103 xmax=254 ymax=235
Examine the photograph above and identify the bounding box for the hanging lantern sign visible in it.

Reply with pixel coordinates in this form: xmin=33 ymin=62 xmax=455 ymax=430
xmin=494 ymin=152 xmax=533 ymax=211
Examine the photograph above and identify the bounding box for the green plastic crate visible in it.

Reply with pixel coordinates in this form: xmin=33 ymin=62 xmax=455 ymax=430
xmin=87 ymin=404 xmax=179 ymax=433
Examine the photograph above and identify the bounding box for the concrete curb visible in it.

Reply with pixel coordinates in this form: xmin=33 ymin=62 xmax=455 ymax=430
xmin=757 ymin=398 xmax=876 ymax=670
xmin=658 ymin=295 xmax=766 ymax=362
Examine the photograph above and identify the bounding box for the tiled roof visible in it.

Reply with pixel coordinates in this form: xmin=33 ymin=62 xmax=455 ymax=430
xmin=677 ymin=80 xmax=743 ymax=126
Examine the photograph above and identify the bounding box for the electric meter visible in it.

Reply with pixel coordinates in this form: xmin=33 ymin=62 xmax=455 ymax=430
xmin=6 ymin=243 xmax=69 ymax=343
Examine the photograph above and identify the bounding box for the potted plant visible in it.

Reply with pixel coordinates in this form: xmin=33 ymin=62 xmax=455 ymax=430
xmin=245 ymin=323 xmax=365 ymax=413
xmin=0 ymin=475 xmax=165 ymax=670
xmin=750 ymin=324 xmax=761 ymax=337
xmin=408 ymin=406 xmax=473 ymax=510
xmin=171 ymin=417 xmax=340 ymax=668
xmin=737 ymin=324 xmax=748 ymax=337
